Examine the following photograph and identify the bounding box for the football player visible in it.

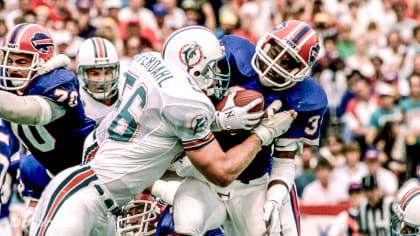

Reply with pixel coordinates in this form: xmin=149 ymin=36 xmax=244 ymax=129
xmin=29 ymin=31 xmax=294 ymax=235
xmin=163 ymin=22 xmax=327 ymax=235
xmin=391 ymin=186 xmax=420 ymax=235
xmin=77 ymin=37 xmax=123 ymax=124
xmin=0 ymin=119 xmax=20 ymax=236
xmin=0 ymin=23 xmax=96 ymax=175
xmin=117 ymin=193 xmax=225 ymax=236
xmin=76 ymin=37 xmax=126 ymax=164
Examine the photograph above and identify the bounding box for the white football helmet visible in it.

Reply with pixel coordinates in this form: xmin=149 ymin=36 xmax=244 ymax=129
xmin=161 ymin=26 xmax=230 ymax=99
xmin=77 ymin=37 xmax=120 ymax=100
xmin=0 ymin=23 xmax=55 ymax=91
xmin=117 ymin=194 xmax=166 ymax=236
xmin=391 ymin=187 xmax=420 ymax=235
xmin=252 ymin=20 xmax=320 ymax=91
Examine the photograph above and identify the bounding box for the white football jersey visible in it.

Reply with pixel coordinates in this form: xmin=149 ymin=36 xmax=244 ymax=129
xmin=90 ymin=52 xmax=215 ymax=206
xmin=80 ymin=65 xmax=129 ymax=124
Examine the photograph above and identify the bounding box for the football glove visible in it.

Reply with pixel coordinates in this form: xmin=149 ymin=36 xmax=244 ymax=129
xmin=252 ymin=100 xmax=295 ymax=146
xmin=213 ymin=91 xmax=264 ymax=132
xmin=34 ymin=54 xmax=71 ymax=78
xmin=263 ymin=184 xmax=288 ymax=235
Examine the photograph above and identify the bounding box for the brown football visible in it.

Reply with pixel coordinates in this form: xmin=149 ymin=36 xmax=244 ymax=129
xmin=216 ymin=89 xmax=264 ymax=133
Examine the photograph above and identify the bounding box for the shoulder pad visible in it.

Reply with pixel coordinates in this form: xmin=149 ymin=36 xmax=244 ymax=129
xmin=285 ymin=77 xmax=328 ymax=112
xmin=221 ymin=35 xmax=256 ymax=78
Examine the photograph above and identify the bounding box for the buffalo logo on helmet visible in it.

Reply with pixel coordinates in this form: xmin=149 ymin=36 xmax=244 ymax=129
xmin=179 ymin=41 xmax=203 ymax=72
xmin=30 ymin=32 xmax=54 ymax=54
xmin=309 ymin=43 xmax=320 ymax=66
xmin=273 ymin=21 xmax=288 ymax=31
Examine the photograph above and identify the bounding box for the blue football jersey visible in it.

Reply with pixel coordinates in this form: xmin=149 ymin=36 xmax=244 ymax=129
xmin=0 ymin=119 xmax=20 ymax=218
xmin=3 ymin=69 xmax=96 ymax=174
xmin=219 ymin=35 xmax=328 ymax=182
xmin=14 ymin=153 xmax=51 ymax=199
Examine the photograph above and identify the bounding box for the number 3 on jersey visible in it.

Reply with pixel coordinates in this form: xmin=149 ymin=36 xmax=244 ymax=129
xmin=304 ymin=115 xmax=321 ymax=135
xmin=109 ymin=73 xmax=148 ymax=142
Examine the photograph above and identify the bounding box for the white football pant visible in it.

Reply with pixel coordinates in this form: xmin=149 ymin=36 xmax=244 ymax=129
xmin=29 ymin=166 xmax=116 ymax=236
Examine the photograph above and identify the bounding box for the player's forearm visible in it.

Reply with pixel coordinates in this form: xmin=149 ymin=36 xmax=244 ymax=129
xmin=0 ymin=91 xmax=62 ymax=125
xmin=218 ymin=134 xmax=262 ymax=184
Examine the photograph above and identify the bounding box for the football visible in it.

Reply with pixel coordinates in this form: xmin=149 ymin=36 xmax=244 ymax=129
xmin=216 ymin=89 xmax=264 ymax=133
xmin=216 ymin=89 xmax=264 ymax=112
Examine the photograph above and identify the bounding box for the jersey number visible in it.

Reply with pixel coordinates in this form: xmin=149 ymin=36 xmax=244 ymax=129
xmin=11 ymin=124 xmax=56 ymax=152
xmin=304 ymin=115 xmax=321 ymax=135
xmin=109 ymin=73 xmax=148 ymax=142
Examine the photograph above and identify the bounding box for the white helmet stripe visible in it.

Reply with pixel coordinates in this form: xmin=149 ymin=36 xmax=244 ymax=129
xmin=285 ymin=22 xmax=305 ymax=40
xmin=297 ymin=30 xmax=316 ymax=48
xmin=15 ymin=24 xmax=32 ymax=47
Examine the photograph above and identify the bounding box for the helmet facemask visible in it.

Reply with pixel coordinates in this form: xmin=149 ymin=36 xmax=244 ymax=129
xmin=252 ymin=34 xmax=309 ymax=91
xmin=199 ymin=53 xmax=230 ymax=99
xmin=78 ymin=62 xmax=119 ymax=101
xmin=117 ymin=198 xmax=159 ymax=236
xmin=391 ymin=215 xmax=420 ymax=236
xmin=0 ymin=49 xmax=40 ymax=91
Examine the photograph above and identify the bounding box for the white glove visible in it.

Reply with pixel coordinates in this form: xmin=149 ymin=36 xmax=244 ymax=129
xmin=263 ymin=184 xmax=288 ymax=235
xmin=252 ymin=100 xmax=295 ymax=146
xmin=34 ymin=54 xmax=71 ymax=78
xmin=213 ymin=91 xmax=264 ymax=131
xmin=263 ymin=200 xmax=281 ymax=235
xmin=21 ymin=198 xmax=38 ymax=234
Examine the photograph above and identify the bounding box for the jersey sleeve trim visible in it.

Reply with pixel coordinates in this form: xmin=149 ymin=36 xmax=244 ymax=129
xmin=275 ymin=137 xmax=319 ymax=152
xmin=182 ymin=132 xmax=215 ymax=150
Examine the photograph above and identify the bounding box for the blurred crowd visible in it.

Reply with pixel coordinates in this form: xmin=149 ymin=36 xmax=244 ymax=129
xmin=1 ymin=0 xmax=420 ymax=220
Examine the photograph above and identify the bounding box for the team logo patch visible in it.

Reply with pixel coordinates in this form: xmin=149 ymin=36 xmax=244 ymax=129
xmin=30 ymin=32 xmax=54 ymax=54
xmin=179 ymin=42 xmax=203 ymax=72
xmin=308 ymin=43 xmax=320 ymax=66
xmin=273 ymin=21 xmax=288 ymax=31
xmin=190 ymin=114 xmax=208 ymax=134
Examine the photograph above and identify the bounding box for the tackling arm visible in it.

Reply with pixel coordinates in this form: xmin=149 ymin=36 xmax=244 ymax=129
xmin=0 ymin=91 xmax=65 ymax=125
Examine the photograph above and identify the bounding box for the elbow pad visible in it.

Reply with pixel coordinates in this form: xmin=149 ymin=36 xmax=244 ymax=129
xmin=269 ymin=158 xmax=295 ymax=191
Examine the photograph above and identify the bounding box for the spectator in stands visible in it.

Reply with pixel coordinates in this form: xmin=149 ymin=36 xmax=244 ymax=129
xmin=96 ymin=17 xmax=124 ymax=56
xmin=103 ymin=0 xmax=121 ymax=23
xmin=399 ymin=73 xmax=420 ymax=180
xmin=365 ymin=22 xmax=387 ymax=57
xmin=295 ymin=146 xmax=317 ymax=198
xmin=152 ymin=3 xmax=173 ymax=43
xmin=77 ymin=3 xmax=96 ymax=39
xmin=214 ymin=9 xmax=238 ymax=39
xmin=232 ymin=12 xmax=258 ymax=44
xmin=343 ymin=76 xmax=379 ymax=152
xmin=327 ymin=183 xmax=364 ymax=236
xmin=161 ymin=0 xmax=186 ymax=30
xmin=363 ymin=147 xmax=398 ymax=196
xmin=181 ymin=0 xmax=216 ymax=31
xmin=88 ymin=0 xmax=106 ymax=28
xmin=336 ymin=21 xmax=355 ymax=60
xmin=239 ymin=0 xmax=274 ymax=38
xmin=345 ymin=36 xmax=375 ymax=79
xmin=317 ymin=45 xmax=347 ymax=127
xmin=320 ymin=133 xmax=346 ymax=168
xmin=358 ymin=175 xmax=394 ymax=236
xmin=401 ymin=26 xmax=420 ymax=80
xmin=118 ymin=0 xmax=158 ymax=34
xmin=6 ymin=0 xmax=33 ymax=30
xmin=331 ymin=142 xmax=368 ymax=198
xmin=391 ymin=0 xmax=418 ymax=44
xmin=49 ymin=0 xmax=77 ymax=30
xmin=302 ymin=158 xmax=347 ymax=204
xmin=378 ymin=30 xmax=407 ymax=74
xmin=366 ymin=82 xmax=403 ymax=158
